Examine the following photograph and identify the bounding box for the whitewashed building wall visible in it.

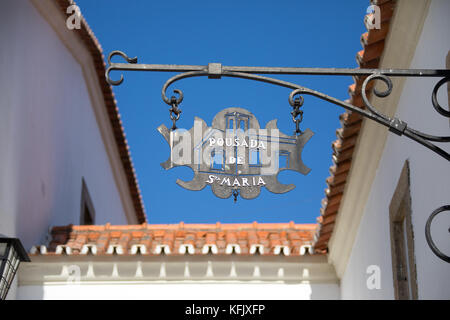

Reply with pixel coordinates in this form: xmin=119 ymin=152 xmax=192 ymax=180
xmin=339 ymin=0 xmax=450 ymax=299
xmin=0 ymin=0 xmax=134 ymax=298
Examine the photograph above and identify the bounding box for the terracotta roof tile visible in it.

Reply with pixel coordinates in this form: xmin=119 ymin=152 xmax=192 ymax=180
xmin=357 ymin=41 xmax=385 ymax=64
xmin=257 ymin=231 xmax=269 ymax=239
xmin=226 ymin=232 xmax=237 ymax=243
xmin=33 ymin=223 xmax=317 ymax=257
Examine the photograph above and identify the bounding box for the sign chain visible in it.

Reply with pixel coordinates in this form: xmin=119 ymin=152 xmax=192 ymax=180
xmin=290 ymin=95 xmax=304 ymax=135
xmin=169 ymin=96 xmax=182 ymax=130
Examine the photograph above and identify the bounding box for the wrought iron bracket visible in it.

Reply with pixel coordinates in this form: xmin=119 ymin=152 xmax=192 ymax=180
xmin=105 ymin=50 xmax=450 ymax=262
xmin=106 ymin=51 xmax=450 ymax=161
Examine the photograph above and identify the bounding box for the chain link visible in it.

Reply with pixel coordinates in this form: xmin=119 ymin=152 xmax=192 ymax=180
xmin=290 ymin=96 xmax=304 ymax=135
xmin=168 ymin=96 xmax=182 ymax=130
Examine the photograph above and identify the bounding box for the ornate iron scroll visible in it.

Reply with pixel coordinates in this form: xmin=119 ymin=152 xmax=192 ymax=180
xmin=105 ymin=50 xmax=450 ymax=262
xmin=425 ymin=206 xmax=450 ymax=263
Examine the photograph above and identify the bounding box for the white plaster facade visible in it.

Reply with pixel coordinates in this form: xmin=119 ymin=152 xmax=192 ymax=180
xmin=0 ymin=0 xmax=140 ymax=299
xmin=18 ymin=283 xmax=338 ymax=300
xmin=333 ymin=0 xmax=450 ymax=299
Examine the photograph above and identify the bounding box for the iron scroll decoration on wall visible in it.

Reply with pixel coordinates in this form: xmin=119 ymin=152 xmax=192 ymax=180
xmin=105 ymin=50 xmax=450 ymax=262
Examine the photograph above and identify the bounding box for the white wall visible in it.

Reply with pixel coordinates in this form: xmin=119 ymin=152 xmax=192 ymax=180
xmin=340 ymin=0 xmax=450 ymax=299
xmin=0 ymin=0 xmax=129 ymax=255
xmin=18 ymin=282 xmax=339 ymax=300
xmin=16 ymin=256 xmax=340 ymax=300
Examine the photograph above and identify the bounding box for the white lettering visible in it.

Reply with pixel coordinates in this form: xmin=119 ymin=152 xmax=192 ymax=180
xmin=258 ymin=141 xmax=266 ymax=150
xmin=206 ymin=175 xmax=215 ymax=184
xmin=221 ymin=177 xmax=231 ymax=186
xmin=207 ymin=176 xmax=267 ymax=187
xmin=185 ymin=304 xmax=220 ymax=317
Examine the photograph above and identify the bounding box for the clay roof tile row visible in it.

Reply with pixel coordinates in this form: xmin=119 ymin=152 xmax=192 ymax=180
xmin=30 ymin=223 xmax=317 ymax=257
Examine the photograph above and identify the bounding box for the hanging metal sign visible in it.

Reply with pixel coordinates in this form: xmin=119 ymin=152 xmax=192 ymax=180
xmin=107 ymin=51 xmax=450 ymax=261
xmin=158 ymin=107 xmax=313 ymax=200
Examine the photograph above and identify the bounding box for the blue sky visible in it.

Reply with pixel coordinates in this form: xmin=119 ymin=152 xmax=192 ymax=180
xmin=75 ymin=0 xmax=369 ymax=224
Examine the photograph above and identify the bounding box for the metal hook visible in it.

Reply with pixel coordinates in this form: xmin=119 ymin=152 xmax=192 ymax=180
xmin=232 ymin=188 xmax=239 ymax=203
xmin=105 ymin=51 xmax=138 ymax=86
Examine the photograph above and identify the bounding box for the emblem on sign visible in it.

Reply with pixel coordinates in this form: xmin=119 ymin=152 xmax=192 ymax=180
xmin=158 ymin=107 xmax=313 ymax=200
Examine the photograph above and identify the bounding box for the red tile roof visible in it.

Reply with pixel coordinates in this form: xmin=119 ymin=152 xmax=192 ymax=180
xmin=55 ymin=0 xmax=146 ymax=223
xmin=30 ymin=223 xmax=317 ymax=256
xmin=313 ymin=0 xmax=395 ymax=252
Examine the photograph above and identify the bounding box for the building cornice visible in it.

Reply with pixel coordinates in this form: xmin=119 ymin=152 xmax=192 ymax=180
xmin=19 ymin=254 xmax=338 ymax=285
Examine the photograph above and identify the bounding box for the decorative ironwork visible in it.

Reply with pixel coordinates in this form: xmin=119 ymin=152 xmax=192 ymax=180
xmin=106 ymin=50 xmax=450 ymax=161
xmin=105 ymin=50 xmax=450 ymax=262
xmin=425 ymin=206 xmax=450 ymax=263
xmin=157 ymin=107 xmax=313 ymax=200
